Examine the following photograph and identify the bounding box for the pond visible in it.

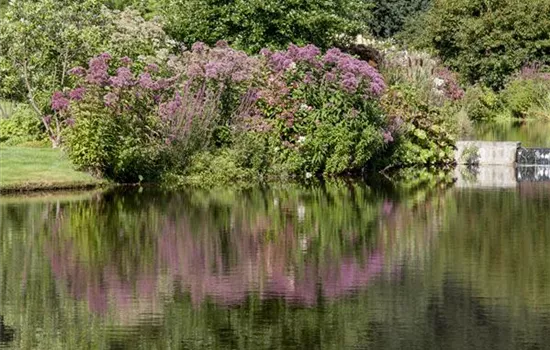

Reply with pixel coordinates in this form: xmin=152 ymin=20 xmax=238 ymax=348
xmin=468 ymin=120 xmax=550 ymax=147
xmin=1 ymin=180 xmax=550 ymax=349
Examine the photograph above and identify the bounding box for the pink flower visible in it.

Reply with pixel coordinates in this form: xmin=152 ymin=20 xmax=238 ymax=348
xmin=86 ymin=55 xmax=110 ymax=85
xmin=191 ymin=42 xmax=206 ymax=53
xmin=145 ymin=63 xmax=159 ymax=73
xmin=110 ymin=67 xmax=135 ymax=88
xmin=138 ymin=73 xmax=159 ymax=90
xmin=51 ymin=91 xmax=69 ymax=111
xmin=43 ymin=115 xmax=52 ymax=126
xmin=68 ymin=87 xmax=86 ymax=101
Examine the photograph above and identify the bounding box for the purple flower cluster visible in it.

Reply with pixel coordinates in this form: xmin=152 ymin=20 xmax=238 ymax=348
xmin=265 ymin=44 xmax=321 ymax=72
xmin=181 ymin=43 xmax=258 ymax=83
xmin=138 ymin=72 xmax=160 ymax=90
xmin=158 ymin=93 xmax=183 ymax=120
xmin=263 ymin=44 xmax=386 ymax=98
xmin=86 ymin=54 xmax=111 ymax=85
xmin=435 ymin=67 xmax=464 ymax=101
xmin=68 ymin=87 xmax=86 ymax=101
xmin=51 ymin=91 xmax=70 ymax=111
xmin=323 ymin=48 xmax=386 ymax=96
xmin=68 ymin=66 xmax=86 ymax=77
xmin=120 ymin=56 xmax=133 ymax=66
xmin=110 ymin=67 xmax=135 ymax=88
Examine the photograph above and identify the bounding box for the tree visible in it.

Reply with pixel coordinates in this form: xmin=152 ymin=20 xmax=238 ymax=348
xmin=368 ymin=0 xmax=432 ymax=38
xmin=402 ymin=0 xmax=550 ymax=89
xmin=0 ymin=0 xmax=176 ymax=146
xmin=162 ymin=0 xmax=371 ymax=54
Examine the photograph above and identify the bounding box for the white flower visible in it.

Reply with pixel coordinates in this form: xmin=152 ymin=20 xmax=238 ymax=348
xmin=433 ymin=77 xmax=445 ymax=88
xmin=298 ymin=136 xmax=306 ymax=144
xmin=305 ymin=172 xmax=312 ymax=179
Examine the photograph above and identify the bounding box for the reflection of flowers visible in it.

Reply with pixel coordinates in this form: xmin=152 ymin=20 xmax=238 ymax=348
xmin=44 ymin=195 xmax=389 ymax=319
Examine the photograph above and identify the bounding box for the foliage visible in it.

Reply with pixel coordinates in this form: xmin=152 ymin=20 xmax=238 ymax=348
xmin=162 ymin=0 xmax=371 ymax=54
xmin=402 ymin=0 xmax=550 ymax=89
xmin=0 ymin=104 xmax=45 ymax=145
xmin=380 ymin=85 xmax=456 ymax=167
xmin=248 ymin=45 xmax=388 ymax=177
xmin=105 ymin=8 xmax=177 ymax=63
xmin=459 ymin=85 xmax=500 ymax=121
xmin=368 ymin=0 xmax=432 ymax=38
xmin=0 ymin=0 xmax=111 ymax=110
xmin=62 ymin=44 xmax=257 ymax=182
xmin=499 ymin=65 xmax=550 ymax=119
xmin=0 ymin=1 xmax=176 ymax=147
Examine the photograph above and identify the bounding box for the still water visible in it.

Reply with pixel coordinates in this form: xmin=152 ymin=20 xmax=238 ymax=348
xmin=1 ymin=181 xmax=550 ymax=349
xmin=469 ymin=120 xmax=550 ymax=147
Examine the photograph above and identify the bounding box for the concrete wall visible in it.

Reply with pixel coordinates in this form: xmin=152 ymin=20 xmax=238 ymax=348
xmin=455 ymin=141 xmax=521 ymax=165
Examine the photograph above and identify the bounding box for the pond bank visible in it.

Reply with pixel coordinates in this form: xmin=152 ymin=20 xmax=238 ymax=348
xmin=0 ymin=147 xmax=107 ymax=193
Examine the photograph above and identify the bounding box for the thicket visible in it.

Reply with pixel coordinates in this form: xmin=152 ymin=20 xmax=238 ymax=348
xmin=51 ymin=42 xmax=461 ymax=184
xmin=368 ymin=0 xmax=432 ymax=38
xmin=403 ymin=0 xmax=550 ymax=90
xmin=161 ymin=0 xmax=370 ymax=54
xmin=0 ymin=0 xmax=175 ymax=146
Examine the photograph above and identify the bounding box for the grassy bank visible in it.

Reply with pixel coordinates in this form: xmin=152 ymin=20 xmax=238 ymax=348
xmin=0 ymin=147 xmax=106 ymax=192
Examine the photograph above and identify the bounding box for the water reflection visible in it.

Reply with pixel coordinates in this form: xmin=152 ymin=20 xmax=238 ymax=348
xmin=1 ymin=181 xmax=550 ymax=349
xmin=469 ymin=120 xmax=550 ymax=147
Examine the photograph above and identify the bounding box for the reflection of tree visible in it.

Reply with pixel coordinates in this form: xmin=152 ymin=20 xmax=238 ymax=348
xmin=3 ymin=181 xmax=550 ymax=348
xmin=435 ymin=188 xmax=550 ymax=310
xmin=44 ymin=184 xmax=389 ymax=313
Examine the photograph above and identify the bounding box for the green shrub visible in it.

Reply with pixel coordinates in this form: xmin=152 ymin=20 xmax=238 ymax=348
xmin=0 ymin=104 xmax=45 ymax=145
xmin=500 ymin=74 xmax=550 ymax=119
xmin=162 ymin=0 xmax=370 ymax=53
xmin=460 ymin=85 xmax=500 ymax=121
xmin=402 ymin=0 xmax=550 ymax=89
xmin=380 ymin=85 xmax=456 ymax=166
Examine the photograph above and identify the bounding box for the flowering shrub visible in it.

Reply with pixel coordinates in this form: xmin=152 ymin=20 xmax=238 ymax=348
xmin=242 ymin=44 xmax=389 ymax=177
xmin=380 ymin=85 xmax=456 ymax=166
xmin=60 ymin=43 xmax=258 ymax=182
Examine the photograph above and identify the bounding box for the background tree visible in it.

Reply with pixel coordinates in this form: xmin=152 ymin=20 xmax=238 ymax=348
xmin=401 ymin=0 xmax=550 ymax=89
xmin=162 ymin=0 xmax=371 ymax=53
xmin=368 ymin=0 xmax=432 ymax=38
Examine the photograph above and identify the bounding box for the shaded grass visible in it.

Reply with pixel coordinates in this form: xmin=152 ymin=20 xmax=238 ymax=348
xmin=0 ymin=146 xmax=106 ymax=192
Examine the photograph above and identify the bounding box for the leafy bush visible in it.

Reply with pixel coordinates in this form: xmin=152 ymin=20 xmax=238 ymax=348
xmin=0 ymin=1 xmax=176 ymax=146
xmin=162 ymin=0 xmax=370 ymax=53
xmin=380 ymin=85 xmax=456 ymax=166
xmin=459 ymin=85 xmax=500 ymax=121
xmin=402 ymin=0 xmax=550 ymax=89
xmin=499 ymin=65 xmax=550 ymax=119
xmin=0 ymin=104 xmax=45 ymax=145
xmin=248 ymin=45 xmax=388 ymax=177
xmin=61 ymin=44 xmax=257 ymax=182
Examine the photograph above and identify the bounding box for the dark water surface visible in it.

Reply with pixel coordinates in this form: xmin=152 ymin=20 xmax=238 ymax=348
xmin=1 ymin=182 xmax=550 ymax=349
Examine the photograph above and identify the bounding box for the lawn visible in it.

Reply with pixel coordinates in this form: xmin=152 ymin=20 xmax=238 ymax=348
xmin=0 ymin=146 xmax=105 ymax=191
